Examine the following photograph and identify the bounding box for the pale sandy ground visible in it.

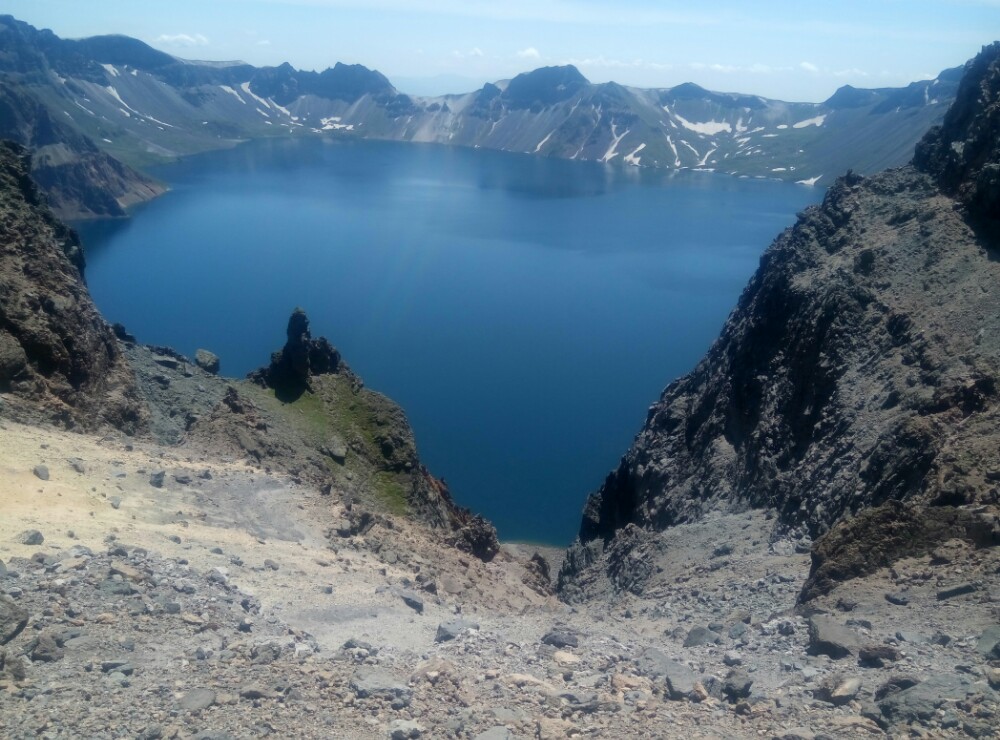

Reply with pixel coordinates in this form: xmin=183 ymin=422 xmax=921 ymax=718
xmin=0 ymin=418 xmax=560 ymax=657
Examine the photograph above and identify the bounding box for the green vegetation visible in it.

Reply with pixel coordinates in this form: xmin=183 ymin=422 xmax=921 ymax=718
xmin=241 ymin=375 xmax=413 ymax=517
xmin=373 ymin=472 xmax=410 ymax=516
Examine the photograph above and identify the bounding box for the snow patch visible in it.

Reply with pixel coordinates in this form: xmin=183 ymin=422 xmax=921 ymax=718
xmin=623 ymin=143 xmax=646 ymax=166
xmin=679 ymin=140 xmax=700 ymax=159
xmin=697 ymin=147 xmax=716 ymax=167
xmin=534 ymin=130 xmax=555 ymax=153
xmin=240 ymin=82 xmax=271 ymax=109
xmin=321 ymin=116 xmax=354 ymax=131
xmin=672 ymin=112 xmax=732 ymax=136
xmin=101 ymin=64 xmax=119 ymax=77
xmin=665 ymin=135 xmax=680 ymax=167
xmin=219 ymin=85 xmax=245 ymax=103
xmin=269 ymin=99 xmax=295 ymax=119
xmin=776 ymin=124 xmax=789 ymax=130
xmin=792 ymin=115 xmax=826 ymax=129
xmin=601 ymin=124 xmax=629 ymax=162
xmin=796 ymin=175 xmax=823 ymax=186
xmin=105 ymin=86 xmax=141 ymax=116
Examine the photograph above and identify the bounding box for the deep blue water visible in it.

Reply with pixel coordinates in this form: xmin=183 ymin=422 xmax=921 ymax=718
xmin=77 ymin=137 xmax=821 ymax=544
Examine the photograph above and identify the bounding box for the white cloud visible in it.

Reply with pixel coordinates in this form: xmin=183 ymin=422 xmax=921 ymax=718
xmin=156 ymin=33 xmax=209 ymax=47
xmin=799 ymin=61 xmax=819 ymax=73
xmin=451 ymin=47 xmax=484 ymax=59
xmin=688 ymin=61 xmax=789 ymax=75
xmin=516 ymin=47 xmax=541 ymax=60
xmin=833 ymin=67 xmax=868 ymax=78
xmin=566 ymin=55 xmax=672 ymax=71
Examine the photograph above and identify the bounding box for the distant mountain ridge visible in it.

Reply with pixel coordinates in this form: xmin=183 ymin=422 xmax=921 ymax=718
xmin=0 ymin=14 xmax=963 ymax=216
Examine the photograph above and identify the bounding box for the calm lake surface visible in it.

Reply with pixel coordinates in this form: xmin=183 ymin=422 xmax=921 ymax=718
xmin=78 ymin=137 xmax=822 ymax=544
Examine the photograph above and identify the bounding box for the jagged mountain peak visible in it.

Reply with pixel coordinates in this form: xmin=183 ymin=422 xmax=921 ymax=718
xmin=503 ymin=64 xmax=590 ymax=109
xmin=914 ymin=41 xmax=1000 ymax=221
xmin=824 ymin=84 xmax=881 ymax=109
xmin=63 ymin=34 xmax=176 ymax=70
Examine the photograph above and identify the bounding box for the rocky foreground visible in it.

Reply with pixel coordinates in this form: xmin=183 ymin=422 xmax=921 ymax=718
xmin=2 ymin=418 xmax=998 ymax=739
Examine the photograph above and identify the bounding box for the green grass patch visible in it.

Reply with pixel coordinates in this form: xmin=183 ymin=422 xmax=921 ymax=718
xmin=373 ymin=472 xmax=409 ymax=516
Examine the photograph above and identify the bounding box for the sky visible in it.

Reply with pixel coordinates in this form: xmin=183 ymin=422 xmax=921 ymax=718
xmin=4 ymin=0 xmax=999 ymax=100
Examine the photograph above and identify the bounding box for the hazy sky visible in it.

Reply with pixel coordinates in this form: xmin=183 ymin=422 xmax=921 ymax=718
xmin=5 ymin=0 xmax=999 ymax=100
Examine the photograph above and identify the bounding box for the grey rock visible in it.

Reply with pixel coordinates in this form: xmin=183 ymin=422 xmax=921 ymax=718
xmin=936 ymin=582 xmax=979 ymax=600
xmin=807 ymin=615 xmax=859 ymax=659
xmin=884 ymin=592 xmax=909 ymax=606
xmin=263 ymin=559 xmax=279 ymax=571
xmin=683 ymin=626 xmax=722 ymax=647
xmin=68 ymin=458 xmax=85 ymax=474
xmin=722 ymin=671 xmax=753 ymax=702
xmin=101 ymin=659 xmax=134 ymax=675
xmin=180 ymin=688 xmax=216 ymax=712
xmin=813 ymin=675 xmax=862 ymax=706
xmin=728 ymin=622 xmax=748 ymax=640
xmin=0 ymin=595 xmax=29 ymax=645
xmin=17 ymin=529 xmax=43 ymax=546
xmin=976 ymin=625 xmax=1000 ymax=658
xmin=322 ymin=438 xmax=348 ymax=464
xmin=473 ymin=729 xmax=514 ymax=740
xmin=859 ymin=645 xmax=902 ymax=667
xmin=240 ymin=686 xmax=275 ymax=700
xmin=351 ymin=670 xmax=413 ymax=708
xmin=149 ymin=471 xmax=165 ymax=488
xmin=194 ymin=349 xmax=220 ymax=375
xmin=878 ymin=674 xmax=977 ymax=725
xmin=541 ymin=628 xmax=578 ymax=648
xmin=634 ymin=647 xmax=699 ymax=701
xmin=110 ymin=496 xmax=122 ymax=510
xmin=32 ymin=464 xmax=49 ymax=480
xmin=388 ymin=719 xmax=425 ymax=739
xmin=250 ymin=643 xmax=281 ymax=665
xmin=398 ymin=590 xmax=423 ymax=614
xmin=30 ymin=632 xmax=64 ymax=662
xmin=434 ymin=618 xmax=479 ymax=642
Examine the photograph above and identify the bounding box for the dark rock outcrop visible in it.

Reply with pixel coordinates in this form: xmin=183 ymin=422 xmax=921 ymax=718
xmin=0 ymin=140 xmax=145 ymax=432
xmin=202 ymin=311 xmax=500 ymax=561
xmin=248 ymin=308 xmax=341 ymax=401
xmin=914 ymin=42 xmax=1000 ymax=223
xmin=559 ymin=44 xmax=1000 ymax=601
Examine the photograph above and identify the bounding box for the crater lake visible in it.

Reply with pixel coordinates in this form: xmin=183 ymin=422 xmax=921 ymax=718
xmin=78 ymin=137 xmax=823 ymax=544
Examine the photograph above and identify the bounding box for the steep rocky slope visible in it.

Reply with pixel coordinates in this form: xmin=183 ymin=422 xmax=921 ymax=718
xmin=0 ymin=140 xmax=145 ymax=431
xmin=559 ymin=43 xmax=1000 ymax=603
xmin=0 ymin=80 xmax=164 ymax=219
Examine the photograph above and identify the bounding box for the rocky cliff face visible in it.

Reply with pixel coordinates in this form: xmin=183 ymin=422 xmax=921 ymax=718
xmin=0 ymin=79 xmax=164 ymax=220
xmin=0 ymin=140 xmax=145 ymax=431
xmin=559 ymin=44 xmax=1000 ymax=602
